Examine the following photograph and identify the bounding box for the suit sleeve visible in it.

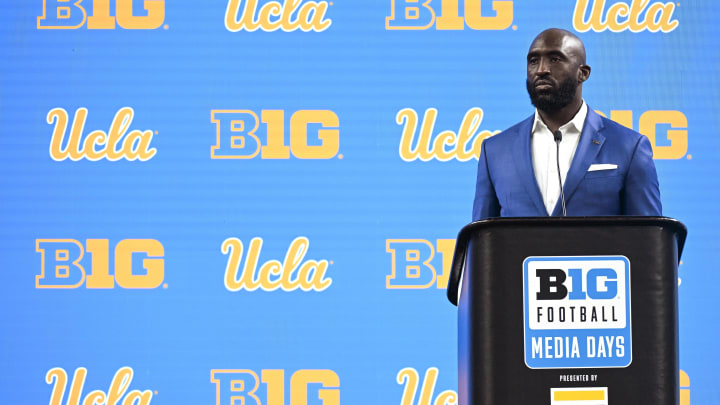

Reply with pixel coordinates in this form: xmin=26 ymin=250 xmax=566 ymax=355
xmin=472 ymin=140 xmax=501 ymax=221
xmin=622 ymin=135 xmax=662 ymax=216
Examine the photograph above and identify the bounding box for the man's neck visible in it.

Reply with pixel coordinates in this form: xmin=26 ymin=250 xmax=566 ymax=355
xmin=537 ymin=98 xmax=584 ymax=134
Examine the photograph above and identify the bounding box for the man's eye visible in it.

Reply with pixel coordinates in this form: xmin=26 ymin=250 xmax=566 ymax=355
xmin=528 ymin=59 xmax=538 ymax=64
xmin=551 ymin=57 xmax=561 ymax=62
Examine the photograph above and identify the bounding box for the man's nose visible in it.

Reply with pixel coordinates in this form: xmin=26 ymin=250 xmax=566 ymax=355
xmin=537 ymin=58 xmax=550 ymax=74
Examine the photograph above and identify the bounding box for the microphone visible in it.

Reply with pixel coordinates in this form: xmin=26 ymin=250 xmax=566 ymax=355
xmin=553 ymin=130 xmax=567 ymax=216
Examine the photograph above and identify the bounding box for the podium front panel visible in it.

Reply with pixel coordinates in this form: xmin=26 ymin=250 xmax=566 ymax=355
xmin=457 ymin=218 xmax=683 ymax=405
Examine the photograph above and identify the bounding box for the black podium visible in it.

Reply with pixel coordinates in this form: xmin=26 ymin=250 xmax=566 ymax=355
xmin=447 ymin=217 xmax=686 ymax=405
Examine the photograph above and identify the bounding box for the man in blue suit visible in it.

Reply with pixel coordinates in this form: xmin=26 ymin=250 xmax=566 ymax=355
xmin=472 ymin=28 xmax=661 ymax=221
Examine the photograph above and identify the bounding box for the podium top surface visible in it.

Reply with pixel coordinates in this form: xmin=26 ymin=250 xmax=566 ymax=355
xmin=463 ymin=215 xmax=685 ymax=231
xmin=448 ymin=216 xmax=687 ymax=306
xmin=459 ymin=216 xmax=686 ymax=253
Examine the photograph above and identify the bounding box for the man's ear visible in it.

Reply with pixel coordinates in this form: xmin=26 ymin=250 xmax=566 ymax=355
xmin=578 ymin=64 xmax=591 ymax=83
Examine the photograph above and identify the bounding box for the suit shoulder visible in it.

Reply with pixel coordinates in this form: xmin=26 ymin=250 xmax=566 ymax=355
xmin=484 ymin=115 xmax=533 ymax=149
xmin=597 ymin=115 xmax=645 ymax=146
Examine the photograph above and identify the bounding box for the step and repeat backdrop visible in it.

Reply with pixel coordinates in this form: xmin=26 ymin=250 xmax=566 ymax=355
xmin=1 ymin=1 xmax=719 ymax=404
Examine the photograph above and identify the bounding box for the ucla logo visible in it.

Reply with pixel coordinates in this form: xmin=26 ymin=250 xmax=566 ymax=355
xmin=46 ymin=367 xmax=153 ymax=405
xmin=225 ymin=0 xmax=332 ymax=32
xmin=211 ymin=109 xmax=340 ymax=159
xmin=524 ymin=256 xmax=631 ymax=369
xmin=222 ymin=237 xmax=332 ymax=292
xmin=38 ymin=0 xmax=165 ymax=29
xmin=386 ymin=0 xmax=513 ymax=30
xmin=573 ymin=0 xmax=679 ymax=33
xmin=47 ymin=107 xmax=157 ymax=161
xmin=397 ymin=367 xmax=457 ymax=405
xmin=397 ymin=108 xmax=500 ymax=162
xmin=36 ymin=239 xmax=165 ymax=289
xmin=598 ymin=109 xmax=688 ymax=160
xmin=397 ymin=108 xmax=688 ymax=162
xmin=211 ymin=369 xmax=340 ymax=404
xmin=386 ymin=239 xmax=455 ymax=289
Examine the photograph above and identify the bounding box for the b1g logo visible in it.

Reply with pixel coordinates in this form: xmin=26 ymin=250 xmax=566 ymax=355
xmin=211 ymin=110 xmax=340 ymax=159
xmin=211 ymin=369 xmax=339 ymax=404
xmin=598 ymin=110 xmax=688 ymax=160
xmin=36 ymin=239 xmax=165 ymax=289
xmin=524 ymin=256 xmax=631 ymax=369
xmin=386 ymin=0 xmax=513 ymax=30
xmin=386 ymin=239 xmax=455 ymax=289
xmin=38 ymin=0 xmax=165 ymax=29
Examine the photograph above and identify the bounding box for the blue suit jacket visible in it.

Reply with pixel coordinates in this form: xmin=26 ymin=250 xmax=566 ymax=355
xmin=472 ymin=108 xmax=662 ymax=220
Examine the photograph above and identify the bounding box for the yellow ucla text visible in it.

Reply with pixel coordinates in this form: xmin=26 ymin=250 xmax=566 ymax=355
xmin=222 ymin=237 xmax=332 ymax=292
xmin=573 ymin=0 xmax=678 ymax=33
xmin=211 ymin=109 xmax=340 ymax=159
xmin=36 ymin=239 xmax=164 ymax=289
xmin=211 ymin=369 xmax=340 ymax=405
xmin=225 ymin=0 xmax=332 ymax=32
xmin=46 ymin=367 xmax=153 ymax=405
xmin=386 ymin=0 xmax=513 ymax=30
xmin=38 ymin=0 xmax=165 ymax=29
xmin=397 ymin=367 xmax=457 ymax=405
xmin=397 ymin=108 xmax=499 ymax=161
xmin=47 ymin=107 xmax=157 ymax=161
xmin=596 ymin=109 xmax=688 ymax=159
xmin=386 ymin=239 xmax=455 ymax=289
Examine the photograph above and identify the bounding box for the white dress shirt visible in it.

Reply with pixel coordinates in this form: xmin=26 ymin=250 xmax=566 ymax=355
xmin=531 ymin=101 xmax=588 ymax=215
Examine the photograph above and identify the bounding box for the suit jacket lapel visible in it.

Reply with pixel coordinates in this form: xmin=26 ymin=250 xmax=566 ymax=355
xmin=513 ymin=116 xmax=546 ymax=216
xmin=552 ymin=108 xmax=606 ymax=215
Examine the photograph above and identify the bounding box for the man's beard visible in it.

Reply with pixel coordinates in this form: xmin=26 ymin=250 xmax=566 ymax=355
xmin=526 ymin=76 xmax=578 ymax=113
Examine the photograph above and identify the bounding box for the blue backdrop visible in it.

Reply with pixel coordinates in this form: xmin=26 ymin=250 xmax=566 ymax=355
xmin=0 ymin=1 xmax=717 ymax=403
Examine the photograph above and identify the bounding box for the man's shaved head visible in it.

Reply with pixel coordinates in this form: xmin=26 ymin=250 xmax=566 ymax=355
xmin=530 ymin=28 xmax=587 ymax=65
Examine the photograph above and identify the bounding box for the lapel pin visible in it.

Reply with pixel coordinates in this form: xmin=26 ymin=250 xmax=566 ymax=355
xmin=592 ymin=139 xmax=601 ymax=145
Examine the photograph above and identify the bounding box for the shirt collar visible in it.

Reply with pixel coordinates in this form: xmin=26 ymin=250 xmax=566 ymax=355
xmin=532 ymin=100 xmax=588 ymax=134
